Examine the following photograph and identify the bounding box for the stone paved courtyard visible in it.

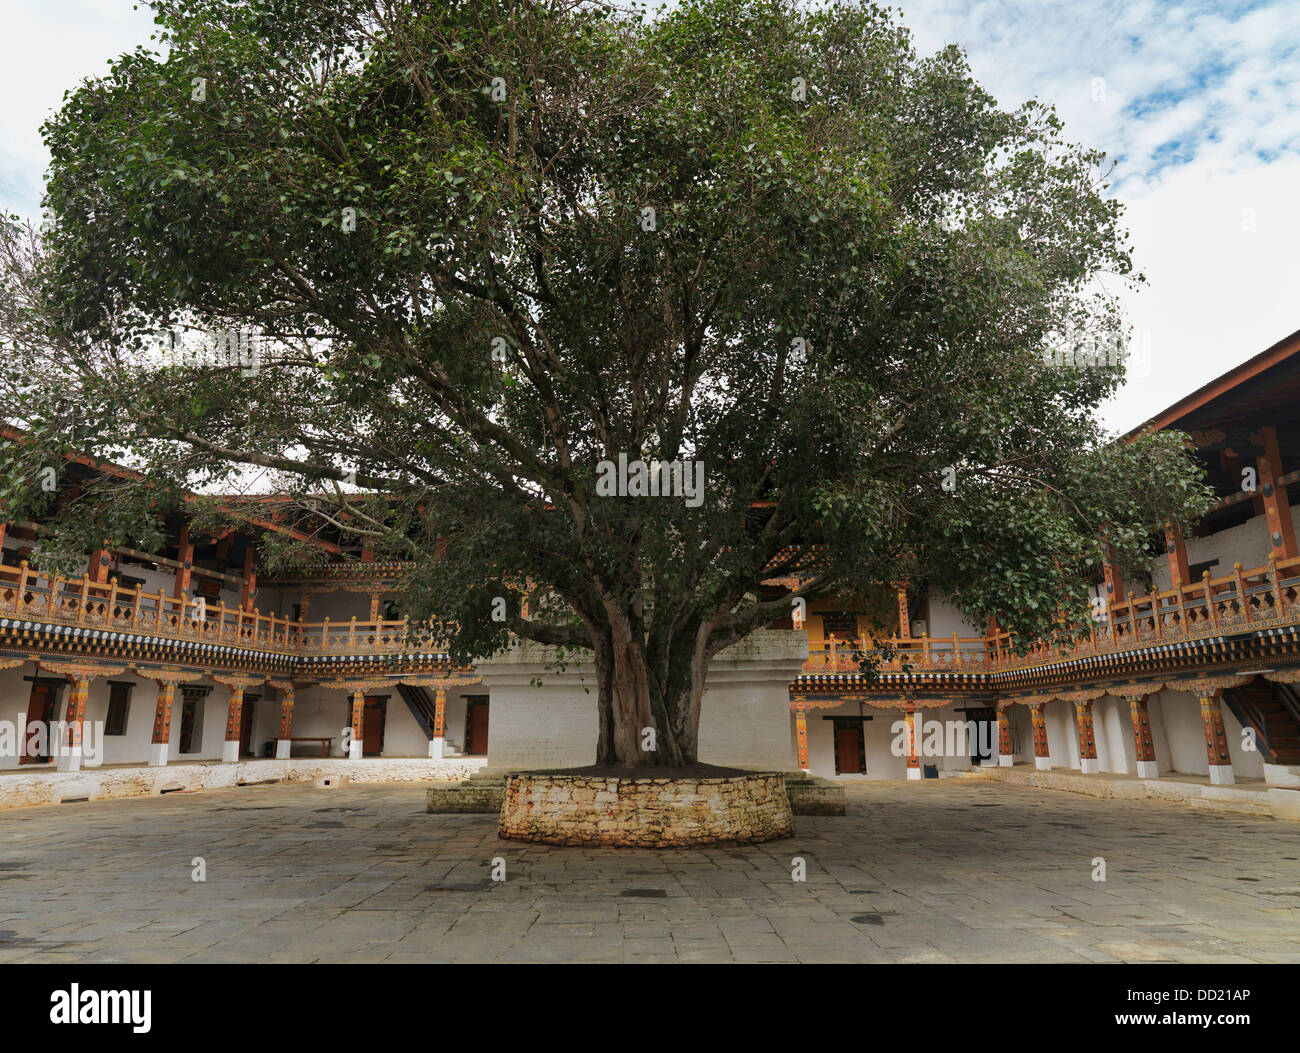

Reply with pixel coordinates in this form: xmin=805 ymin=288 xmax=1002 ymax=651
xmin=1 ymin=778 xmax=1298 ymax=963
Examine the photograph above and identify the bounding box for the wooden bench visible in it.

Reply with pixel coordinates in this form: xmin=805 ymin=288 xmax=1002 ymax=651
xmin=290 ymin=737 xmax=333 ymax=757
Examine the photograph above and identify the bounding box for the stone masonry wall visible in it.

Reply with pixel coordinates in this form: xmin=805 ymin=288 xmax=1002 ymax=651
xmin=0 ymin=756 xmax=486 ymax=809
xmin=498 ymin=771 xmax=795 ymax=847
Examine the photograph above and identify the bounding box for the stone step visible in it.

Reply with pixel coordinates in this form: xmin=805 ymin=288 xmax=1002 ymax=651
xmin=427 ymin=770 xmax=847 ymax=817
xmin=426 ymin=782 xmax=504 ymax=813
xmin=784 ymin=774 xmax=846 ymax=816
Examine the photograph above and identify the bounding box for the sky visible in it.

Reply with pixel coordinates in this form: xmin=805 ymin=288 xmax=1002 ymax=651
xmin=3 ymin=0 xmax=1298 ymax=434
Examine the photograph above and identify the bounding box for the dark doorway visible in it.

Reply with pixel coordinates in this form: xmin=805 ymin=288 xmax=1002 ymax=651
xmin=465 ymin=697 xmax=489 ymax=755
xmin=363 ymin=695 xmax=387 ymax=756
xmin=179 ymin=686 xmax=210 ymax=754
xmin=239 ymin=695 xmax=258 ymax=757
xmin=21 ymin=681 xmax=61 ymax=764
xmin=962 ymin=706 xmax=997 ymax=765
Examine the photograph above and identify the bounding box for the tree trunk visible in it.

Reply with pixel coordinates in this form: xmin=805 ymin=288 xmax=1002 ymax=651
xmin=593 ymin=623 xmax=707 ymax=768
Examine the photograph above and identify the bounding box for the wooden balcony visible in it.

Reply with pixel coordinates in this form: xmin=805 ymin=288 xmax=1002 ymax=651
xmin=8 ymin=551 xmax=1300 ymax=675
xmin=0 ymin=562 xmax=444 ymax=658
xmin=802 ymin=554 xmax=1300 ymax=677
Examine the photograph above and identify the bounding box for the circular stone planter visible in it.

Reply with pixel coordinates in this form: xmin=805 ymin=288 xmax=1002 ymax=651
xmin=498 ymin=771 xmax=794 ymax=847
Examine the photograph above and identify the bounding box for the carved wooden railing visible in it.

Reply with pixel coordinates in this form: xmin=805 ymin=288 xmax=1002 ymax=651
xmin=8 ymin=550 xmax=1300 ymax=675
xmin=0 ymin=562 xmax=445 ymax=658
xmin=802 ymin=554 xmax=1300 ymax=676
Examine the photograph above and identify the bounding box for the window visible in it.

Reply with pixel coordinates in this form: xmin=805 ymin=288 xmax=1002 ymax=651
xmin=821 ymin=612 xmax=859 ymax=642
xmin=105 ymin=682 xmax=133 ymax=736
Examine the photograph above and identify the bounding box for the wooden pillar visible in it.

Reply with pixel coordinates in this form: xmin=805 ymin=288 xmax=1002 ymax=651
xmin=1200 ymin=691 xmax=1235 ymax=785
xmin=369 ymin=592 xmax=381 ymax=622
xmin=1129 ymin=695 xmax=1159 ymax=779
xmin=427 ymin=686 xmax=449 ymax=758
xmin=223 ymin=684 xmax=245 ymax=763
xmin=149 ymin=682 xmax=176 ymax=767
xmin=275 ymin=684 xmax=295 ymax=759
xmin=1074 ymin=699 xmax=1099 ymax=774
xmin=904 ymin=702 xmax=921 ymax=780
xmin=241 ymin=545 xmax=257 ymax=612
xmin=173 ymin=524 xmax=194 ymax=599
xmin=87 ymin=543 xmax=111 ymax=584
xmin=1253 ymin=426 xmax=1298 ymax=561
xmin=349 ymin=690 xmax=365 ymax=759
xmin=298 ymin=593 xmax=312 ymax=621
xmin=895 ymin=583 xmax=910 ymax=638
xmin=1030 ymin=703 xmax=1051 ymax=770
xmin=995 ymin=704 xmax=1013 ymax=767
xmin=58 ymin=676 xmax=91 ymax=772
xmin=1101 ymin=536 xmax=1123 ymax=626
xmin=795 ymin=703 xmax=809 ymax=771
xmin=1164 ymin=523 xmax=1190 ymax=591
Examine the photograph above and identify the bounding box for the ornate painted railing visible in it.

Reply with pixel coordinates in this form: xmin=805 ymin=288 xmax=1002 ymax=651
xmin=802 ymin=553 xmax=1300 ymax=676
xmin=8 ymin=550 xmax=1300 ymax=674
xmin=0 ymin=562 xmax=444 ymax=658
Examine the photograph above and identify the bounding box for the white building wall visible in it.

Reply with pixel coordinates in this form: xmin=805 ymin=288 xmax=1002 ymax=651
xmin=1149 ymin=508 xmax=1292 ymax=592
xmin=284 ymin=686 xmax=354 ymax=757
xmin=1151 ymin=690 xmax=1208 ymax=775
xmin=1223 ymin=703 xmax=1266 ymax=779
xmin=0 ymin=664 xmax=50 ymax=771
xmin=84 ymin=674 xmax=157 ymax=766
xmin=1044 ymin=699 xmax=1079 ymax=769
xmin=925 ymin=597 xmax=981 ymax=639
xmin=796 ymin=699 xmax=999 ymax=780
xmin=1092 ymin=695 xmax=1135 ymax=774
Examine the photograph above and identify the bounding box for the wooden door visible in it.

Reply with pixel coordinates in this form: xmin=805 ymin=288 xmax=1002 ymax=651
xmin=835 ymin=725 xmax=863 ymax=774
xmin=239 ymin=698 xmax=254 ymax=756
xmin=363 ymin=696 xmax=386 ymax=756
xmin=178 ymin=691 xmax=199 ymax=754
xmin=21 ymin=684 xmax=57 ymax=764
xmin=466 ymin=698 xmax=489 ymax=755
xmin=178 ymin=696 xmax=195 ymax=754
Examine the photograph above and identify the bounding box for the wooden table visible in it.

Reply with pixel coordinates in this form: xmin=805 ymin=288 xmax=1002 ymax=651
xmin=290 ymin=737 xmax=333 ymax=757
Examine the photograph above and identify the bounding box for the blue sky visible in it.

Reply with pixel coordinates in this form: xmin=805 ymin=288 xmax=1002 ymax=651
xmin=4 ymin=0 xmax=1299 ymax=432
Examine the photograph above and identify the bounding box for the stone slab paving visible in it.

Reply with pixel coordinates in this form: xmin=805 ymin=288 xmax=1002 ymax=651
xmin=0 ymin=778 xmax=1298 ymax=963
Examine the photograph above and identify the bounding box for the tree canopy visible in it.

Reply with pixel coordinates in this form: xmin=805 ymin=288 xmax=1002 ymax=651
xmin=1 ymin=0 xmax=1211 ymax=765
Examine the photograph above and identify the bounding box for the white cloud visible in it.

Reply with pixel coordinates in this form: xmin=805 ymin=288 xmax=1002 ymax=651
xmin=897 ymin=0 xmax=1300 ymax=430
xmin=0 ymin=1 xmax=159 ymax=215
xmin=3 ymin=0 xmax=1298 ymax=434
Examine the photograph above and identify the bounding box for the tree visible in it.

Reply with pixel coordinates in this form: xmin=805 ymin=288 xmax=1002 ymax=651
xmin=2 ymin=0 xmax=1211 ymax=767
